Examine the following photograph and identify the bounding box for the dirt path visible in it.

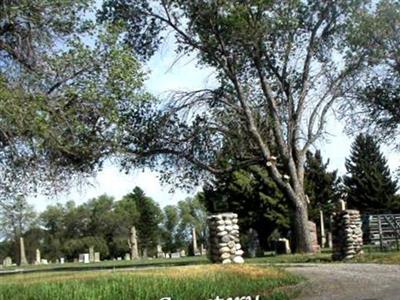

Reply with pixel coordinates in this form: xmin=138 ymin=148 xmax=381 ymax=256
xmin=287 ymin=263 xmax=400 ymax=300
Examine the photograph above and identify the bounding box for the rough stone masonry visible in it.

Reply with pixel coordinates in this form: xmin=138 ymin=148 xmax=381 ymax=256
xmin=332 ymin=209 xmax=363 ymax=260
xmin=207 ymin=213 xmax=244 ymax=264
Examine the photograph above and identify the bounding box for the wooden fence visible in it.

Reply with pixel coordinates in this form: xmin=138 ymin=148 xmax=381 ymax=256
xmin=362 ymin=214 xmax=400 ymax=251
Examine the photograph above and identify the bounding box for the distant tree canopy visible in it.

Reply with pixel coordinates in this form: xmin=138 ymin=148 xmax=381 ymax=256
xmin=0 ymin=187 xmax=209 ymax=262
xmin=344 ymin=134 xmax=399 ymax=213
xmin=160 ymin=195 xmax=207 ymax=254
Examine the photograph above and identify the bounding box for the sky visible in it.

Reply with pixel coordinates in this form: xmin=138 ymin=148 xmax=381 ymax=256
xmin=28 ymin=27 xmax=400 ymax=213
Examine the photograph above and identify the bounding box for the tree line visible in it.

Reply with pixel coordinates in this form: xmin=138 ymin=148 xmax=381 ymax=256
xmin=0 ymin=187 xmax=207 ymax=263
xmin=1 ymin=134 xmax=397 ymax=264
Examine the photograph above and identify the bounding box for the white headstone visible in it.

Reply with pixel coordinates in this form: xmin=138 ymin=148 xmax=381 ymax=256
xmin=35 ymin=249 xmax=41 ymax=265
xmin=171 ymin=252 xmax=180 ymax=259
xmin=60 ymin=257 xmax=65 ymax=264
xmin=41 ymin=259 xmax=48 ymax=265
xmin=79 ymin=253 xmax=90 ymax=264
xmin=94 ymin=252 xmax=100 ymax=262
xmin=3 ymin=257 xmax=12 ymax=267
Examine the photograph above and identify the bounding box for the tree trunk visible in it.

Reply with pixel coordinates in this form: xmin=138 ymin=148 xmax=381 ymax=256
xmin=292 ymin=201 xmax=313 ymax=253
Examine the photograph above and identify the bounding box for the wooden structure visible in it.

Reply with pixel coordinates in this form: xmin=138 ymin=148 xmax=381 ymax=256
xmin=362 ymin=214 xmax=400 ymax=250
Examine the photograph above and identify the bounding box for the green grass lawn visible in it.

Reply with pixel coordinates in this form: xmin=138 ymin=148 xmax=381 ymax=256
xmin=4 ymin=248 xmax=400 ymax=275
xmin=1 ymin=256 xmax=209 ymax=272
xmin=352 ymin=250 xmax=400 ymax=264
xmin=0 ymin=265 xmax=302 ymax=300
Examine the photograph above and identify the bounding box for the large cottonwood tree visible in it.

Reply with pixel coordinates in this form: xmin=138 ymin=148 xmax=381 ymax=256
xmin=101 ymin=0 xmax=376 ymax=252
xmin=0 ymin=0 xmax=150 ymax=197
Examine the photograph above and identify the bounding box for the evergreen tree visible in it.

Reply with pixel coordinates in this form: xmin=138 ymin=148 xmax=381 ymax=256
xmin=202 ymin=166 xmax=290 ymax=250
xmin=125 ymin=187 xmax=162 ymax=256
xmin=344 ymin=134 xmax=399 ymax=212
xmin=304 ymin=150 xmax=340 ymax=223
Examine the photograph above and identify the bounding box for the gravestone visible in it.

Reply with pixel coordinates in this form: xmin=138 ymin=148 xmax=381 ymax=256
xmin=157 ymin=245 xmax=165 ymax=258
xmin=180 ymin=249 xmax=186 ymax=257
xmin=60 ymin=257 xmax=65 ymax=264
xmin=276 ymin=238 xmax=291 ymax=254
xmin=124 ymin=253 xmax=131 ymax=260
xmin=171 ymin=252 xmax=180 ymax=259
xmin=200 ymin=243 xmax=207 ymax=256
xmin=192 ymin=227 xmax=200 ymax=256
xmin=117 ymin=257 xmax=122 ymax=261
xmin=165 ymin=253 xmax=170 ymax=259
xmin=19 ymin=237 xmax=28 ymax=265
xmin=79 ymin=253 xmax=90 ymax=263
xmin=35 ymin=249 xmax=41 ymax=265
xmin=94 ymin=252 xmax=100 ymax=262
xmin=89 ymin=246 xmax=95 ymax=263
xmin=129 ymin=226 xmax=139 ymax=259
xmin=41 ymin=259 xmax=48 ymax=265
xmin=3 ymin=257 xmax=12 ymax=267
xmin=327 ymin=232 xmax=333 ymax=249
xmin=320 ymin=210 xmax=326 ymax=248
xmin=247 ymin=228 xmax=260 ymax=258
xmin=308 ymin=221 xmax=321 ymax=253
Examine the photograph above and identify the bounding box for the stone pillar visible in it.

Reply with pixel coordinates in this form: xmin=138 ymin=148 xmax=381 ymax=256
xmin=332 ymin=209 xmax=363 ymax=260
xmin=35 ymin=249 xmax=41 ymax=265
xmin=89 ymin=246 xmax=94 ymax=263
xmin=320 ymin=210 xmax=326 ymax=248
xmin=129 ymin=226 xmax=139 ymax=259
xmin=19 ymin=237 xmax=28 ymax=265
xmin=207 ymin=213 xmax=244 ymax=264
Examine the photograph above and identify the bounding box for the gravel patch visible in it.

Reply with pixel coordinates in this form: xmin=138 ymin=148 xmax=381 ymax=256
xmin=287 ymin=263 xmax=400 ymax=300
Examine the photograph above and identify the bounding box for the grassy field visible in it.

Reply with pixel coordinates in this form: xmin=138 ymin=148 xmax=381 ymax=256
xmin=1 ymin=256 xmax=209 ymax=272
xmin=352 ymin=251 xmax=400 ymax=264
xmin=0 ymin=265 xmax=302 ymax=300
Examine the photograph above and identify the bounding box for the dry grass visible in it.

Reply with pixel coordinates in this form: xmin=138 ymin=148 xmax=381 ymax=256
xmin=0 ymin=264 xmax=302 ymax=300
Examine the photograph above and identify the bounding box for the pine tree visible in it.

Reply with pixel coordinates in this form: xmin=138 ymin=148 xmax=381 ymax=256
xmin=344 ymin=134 xmax=399 ymax=213
xmin=202 ymin=166 xmax=291 ymax=250
xmin=304 ymin=150 xmax=340 ymax=222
